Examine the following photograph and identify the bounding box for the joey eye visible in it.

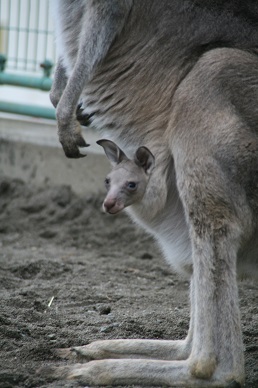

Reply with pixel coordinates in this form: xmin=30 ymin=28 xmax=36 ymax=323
xmin=105 ymin=178 xmax=110 ymax=188
xmin=127 ymin=181 xmax=137 ymax=190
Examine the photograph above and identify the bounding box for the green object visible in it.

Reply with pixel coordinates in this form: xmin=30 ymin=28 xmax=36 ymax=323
xmin=0 ymin=71 xmax=52 ymax=91
xmin=0 ymin=101 xmax=56 ymax=120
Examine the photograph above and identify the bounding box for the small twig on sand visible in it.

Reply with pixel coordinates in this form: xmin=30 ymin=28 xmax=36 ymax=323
xmin=47 ymin=296 xmax=55 ymax=308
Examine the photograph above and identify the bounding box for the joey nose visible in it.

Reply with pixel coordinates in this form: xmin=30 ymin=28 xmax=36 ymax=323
xmin=103 ymin=198 xmax=116 ymax=213
xmin=103 ymin=198 xmax=124 ymax=214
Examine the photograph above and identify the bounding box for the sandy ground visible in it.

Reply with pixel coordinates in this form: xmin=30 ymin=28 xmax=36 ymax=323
xmin=0 ymin=175 xmax=257 ymax=388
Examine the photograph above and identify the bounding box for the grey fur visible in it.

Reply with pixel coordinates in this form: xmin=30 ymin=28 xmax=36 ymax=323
xmin=50 ymin=0 xmax=258 ymax=386
xmin=98 ymin=140 xmax=156 ymax=215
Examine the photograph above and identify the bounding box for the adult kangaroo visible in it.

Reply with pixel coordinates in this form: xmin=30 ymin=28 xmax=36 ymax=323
xmin=49 ymin=0 xmax=258 ymax=386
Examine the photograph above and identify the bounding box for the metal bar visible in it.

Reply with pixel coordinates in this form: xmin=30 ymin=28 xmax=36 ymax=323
xmin=43 ymin=0 xmax=50 ymax=61
xmin=3 ymin=26 xmax=54 ymax=34
xmin=6 ymin=0 xmax=11 ymax=60
xmin=15 ymin=0 xmax=21 ymax=69
xmin=24 ymin=0 xmax=31 ymax=71
xmin=34 ymin=0 xmax=40 ymax=72
xmin=0 ymin=100 xmax=56 ymax=120
xmin=6 ymin=57 xmax=42 ymax=65
xmin=0 ymin=71 xmax=52 ymax=90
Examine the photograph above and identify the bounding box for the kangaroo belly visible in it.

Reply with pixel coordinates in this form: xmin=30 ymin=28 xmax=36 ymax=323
xmin=126 ymin=203 xmax=192 ymax=278
xmin=157 ymin=233 xmax=192 ymax=277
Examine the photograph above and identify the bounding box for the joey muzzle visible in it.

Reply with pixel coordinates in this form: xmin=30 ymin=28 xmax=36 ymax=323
xmin=103 ymin=198 xmax=125 ymax=214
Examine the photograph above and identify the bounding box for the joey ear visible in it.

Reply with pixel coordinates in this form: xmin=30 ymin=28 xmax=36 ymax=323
xmin=134 ymin=146 xmax=155 ymax=174
xmin=97 ymin=139 xmax=128 ymax=166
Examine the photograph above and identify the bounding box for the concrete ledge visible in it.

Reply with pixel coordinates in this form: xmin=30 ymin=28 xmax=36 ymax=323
xmin=0 ymin=114 xmax=109 ymax=195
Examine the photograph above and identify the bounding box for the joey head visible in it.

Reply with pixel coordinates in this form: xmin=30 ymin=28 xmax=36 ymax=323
xmin=97 ymin=139 xmax=155 ymax=214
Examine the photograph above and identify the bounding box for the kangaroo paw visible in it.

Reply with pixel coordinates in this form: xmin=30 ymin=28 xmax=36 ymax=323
xmin=59 ymin=129 xmax=90 ymax=158
xmin=76 ymin=103 xmax=92 ymax=127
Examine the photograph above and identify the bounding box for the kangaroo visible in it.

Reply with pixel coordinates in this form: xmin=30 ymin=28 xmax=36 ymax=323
xmin=48 ymin=0 xmax=258 ymax=386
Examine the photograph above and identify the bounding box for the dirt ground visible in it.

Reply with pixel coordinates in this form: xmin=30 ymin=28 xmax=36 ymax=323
xmin=0 ymin=175 xmax=257 ymax=388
